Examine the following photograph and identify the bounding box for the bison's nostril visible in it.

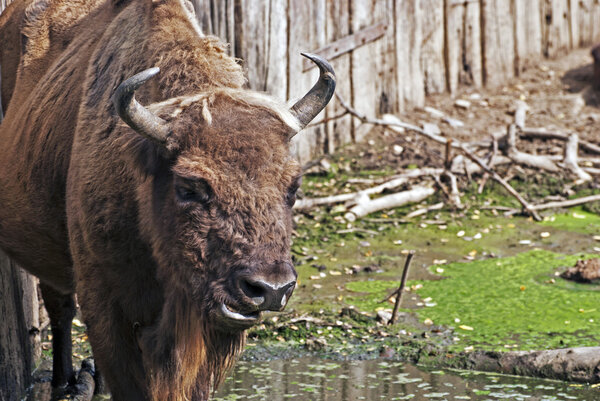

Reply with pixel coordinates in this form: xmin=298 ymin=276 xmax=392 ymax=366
xmin=239 ymin=278 xmax=296 ymax=311
xmin=240 ymin=279 xmax=266 ymax=306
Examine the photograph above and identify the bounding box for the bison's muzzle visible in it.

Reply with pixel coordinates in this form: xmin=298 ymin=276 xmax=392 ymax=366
xmin=218 ymin=261 xmax=296 ymax=328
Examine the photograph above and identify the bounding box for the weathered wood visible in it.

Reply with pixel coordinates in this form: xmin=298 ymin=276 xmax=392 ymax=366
xmin=396 ymin=0 xmax=424 ymax=106
xmin=446 ymin=0 xmax=483 ymax=91
xmin=542 ymin=0 xmax=572 ymax=57
xmin=480 ymin=0 xmax=515 ymax=86
xmin=303 ymin=22 xmax=386 ymax=71
xmin=513 ymin=0 xmax=543 ymax=73
xmin=420 ymin=0 xmax=446 ymax=95
xmin=593 ymin=0 xmax=600 ymax=42
xmin=578 ymin=0 xmax=593 ymax=45
xmin=352 ymin=0 xmax=398 ymax=141
xmin=0 ymin=251 xmax=39 ymax=401
xmin=325 ymin=0 xmax=352 ymax=153
xmin=288 ymin=0 xmax=327 ymax=164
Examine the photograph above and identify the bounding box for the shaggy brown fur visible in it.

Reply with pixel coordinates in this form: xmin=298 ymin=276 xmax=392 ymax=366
xmin=0 ymin=1 xmax=303 ymax=400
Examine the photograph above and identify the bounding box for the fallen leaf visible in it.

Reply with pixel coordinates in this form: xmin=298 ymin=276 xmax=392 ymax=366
xmin=457 ymin=230 xmax=465 ymax=237
xmin=459 ymin=325 xmax=473 ymax=331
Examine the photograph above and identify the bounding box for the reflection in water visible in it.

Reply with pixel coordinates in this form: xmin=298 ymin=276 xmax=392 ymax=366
xmin=26 ymin=357 xmax=597 ymax=401
xmin=215 ymin=358 xmax=597 ymax=401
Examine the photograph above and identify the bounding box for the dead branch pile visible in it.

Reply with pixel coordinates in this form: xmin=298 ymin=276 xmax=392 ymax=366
xmin=295 ymin=93 xmax=600 ymax=221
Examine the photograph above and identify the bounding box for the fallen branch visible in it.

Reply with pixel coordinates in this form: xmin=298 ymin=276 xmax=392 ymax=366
xmin=389 ymin=251 xmax=415 ymax=325
xmin=502 ymin=125 xmax=560 ymax=172
xmin=563 ymin=133 xmax=592 ymax=183
xmin=478 ymin=137 xmax=498 ymax=194
xmin=405 ymin=202 xmax=444 ymax=219
xmin=336 ymin=228 xmax=379 ymax=236
xmin=514 ymin=100 xmax=528 ymax=129
xmin=294 ymin=176 xmax=409 ymax=210
xmin=344 ymin=186 xmax=436 ymax=222
xmin=529 ymin=194 xmax=600 ymax=211
xmin=521 ymin=128 xmax=600 ymax=155
xmin=460 ymin=144 xmax=542 ymax=221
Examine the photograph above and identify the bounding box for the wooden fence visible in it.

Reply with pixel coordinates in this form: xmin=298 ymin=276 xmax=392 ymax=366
xmin=2 ymin=1 xmax=600 ymax=162
xmin=193 ymin=0 xmax=600 ymax=163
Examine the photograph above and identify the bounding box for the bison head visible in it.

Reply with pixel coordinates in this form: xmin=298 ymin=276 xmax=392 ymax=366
xmin=112 ymin=54 xmax=335 ymax=332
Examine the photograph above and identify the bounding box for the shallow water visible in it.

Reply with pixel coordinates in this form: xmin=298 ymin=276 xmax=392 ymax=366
xmin=214 ymin=358 xmax=598 ymax=401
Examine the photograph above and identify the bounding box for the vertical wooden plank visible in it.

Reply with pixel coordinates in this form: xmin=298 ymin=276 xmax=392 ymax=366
xmin=325 ymin=0 xmax=352 ymax=154
xmin=396 ymin=0 xmax=424 ymax=107
xmin=420 ymin=0 xmax=446 ymax=95
xmin=464 ymin=0 xmax=483 ymax=87
xmin=351 ymin=0 xmax=398 ymax=142
xmin=238 ymin=0 xmax=270 ymax=91
xmin=288 ymin=0 xmax=327 ymax=164
xmin=446 ymin=0 xmax=464 ymax=93
xmin=513 ymin=0 xmax=542 ymax=74
xmin=569 ymin=0 xmax=579 ymax=49
xmin=578 ymin=0 xmax=593 ymax=46
xmin=542 ymin=0 xmax=571 ymax=57
xmin=264 ymin=0 xmax=288 ymax=101
xmin=592 ymin=0 xmax=600 ymax=42
xmin=481 ymin=0 xmax=515 ymax=87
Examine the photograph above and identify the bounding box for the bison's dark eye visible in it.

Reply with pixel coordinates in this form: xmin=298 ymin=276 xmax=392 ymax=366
xmin=285 ymin=176 xmax=302 ymax=208
xmin=175 ymin=177 xmax=212 ymax=205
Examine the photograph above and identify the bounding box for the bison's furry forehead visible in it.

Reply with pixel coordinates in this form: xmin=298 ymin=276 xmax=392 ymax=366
xmin=151 ymin=89 xmax=302 ymax=205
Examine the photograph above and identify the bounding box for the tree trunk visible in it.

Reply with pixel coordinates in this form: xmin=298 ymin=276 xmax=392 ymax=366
xmin=0 ymin=251 xmax=40 ymax=401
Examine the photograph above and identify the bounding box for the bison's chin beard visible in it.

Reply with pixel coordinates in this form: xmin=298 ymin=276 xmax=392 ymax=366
xmin=145 ymin=288 xmax=246 ymax=401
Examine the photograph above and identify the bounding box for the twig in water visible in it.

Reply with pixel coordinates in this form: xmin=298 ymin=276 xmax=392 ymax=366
xmin=389 ymin=251 xmax=415 ymax=325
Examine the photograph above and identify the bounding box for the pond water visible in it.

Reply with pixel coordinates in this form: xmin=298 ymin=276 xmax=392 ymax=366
xmin=214 ymin=358 xmax=598 ymax=401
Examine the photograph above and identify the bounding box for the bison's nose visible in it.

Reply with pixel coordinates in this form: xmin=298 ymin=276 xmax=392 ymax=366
xmin=239 ymin=266 xmax=296 ymax=311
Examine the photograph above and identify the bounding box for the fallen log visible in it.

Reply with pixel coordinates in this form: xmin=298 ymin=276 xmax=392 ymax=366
xmin=563 ymin=133 xmax=592 ymax=183
xmin=294 ymin=176 xmax=409 ymax=210
xmin=344 ymin=186 xmax=436 ymax=222
xmin=529 ymin=194 xmax=600 ymax=211
xmin=502 ymin=125 xmax=560 ymax=172
xmin=521 ymin=128 xmax=600 ymax=155
xmin=462 ymin=347 xmax=600 ymax=383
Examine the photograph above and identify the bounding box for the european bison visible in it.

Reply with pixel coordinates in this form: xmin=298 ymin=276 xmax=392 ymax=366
xmin=0 ymin=1 xmax=335 ymax=400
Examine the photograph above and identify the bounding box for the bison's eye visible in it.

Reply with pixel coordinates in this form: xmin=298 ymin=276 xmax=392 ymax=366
xmin=175 ymin=177 xmax=212 ymax=205
xmin=286 ymin=176 xmax=302 ymax=208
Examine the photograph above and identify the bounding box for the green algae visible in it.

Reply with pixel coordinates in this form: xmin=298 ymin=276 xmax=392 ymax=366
xmin=539 ymin=207 xmax=600 ymax=235
xmin=345 ymin=250 xmax=600 ymax=352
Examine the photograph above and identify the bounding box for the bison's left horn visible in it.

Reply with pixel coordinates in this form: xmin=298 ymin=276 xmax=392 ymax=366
xmin=113 ymin=67 xmax=171 ymax=144
xmin=289 ymin=53 xmax=336 ymax=138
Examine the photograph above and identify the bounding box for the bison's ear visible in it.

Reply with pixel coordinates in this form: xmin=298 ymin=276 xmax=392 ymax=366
xmin=113 ymin=68 xmax=174 ymax=147
xmin=289 ymin=53 xmax=336 ymax=139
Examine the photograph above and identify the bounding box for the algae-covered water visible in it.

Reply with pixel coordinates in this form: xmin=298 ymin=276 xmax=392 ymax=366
xmin=215 ymin=357 xmax=599 ymax=400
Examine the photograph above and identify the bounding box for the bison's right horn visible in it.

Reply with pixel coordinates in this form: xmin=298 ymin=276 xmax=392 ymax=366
xmin=289 ymin=53 xmax=336 ymax=138
xmin=113 ymin=67 xmax=171 ymax=144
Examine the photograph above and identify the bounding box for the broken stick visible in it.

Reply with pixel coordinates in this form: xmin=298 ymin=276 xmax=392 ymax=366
xmin=460 ymin=144 xmax=542 ymax=221
xmin=389 ymin=251 xmax=415 ymax=325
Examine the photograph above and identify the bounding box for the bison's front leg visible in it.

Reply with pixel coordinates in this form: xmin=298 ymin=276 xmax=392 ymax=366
xmin=39 ymin=284 xmax=77 ymax=389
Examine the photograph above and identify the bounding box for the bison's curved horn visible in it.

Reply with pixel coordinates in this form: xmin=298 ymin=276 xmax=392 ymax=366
xmin=289 ymin=53 xmax=336 ymax=138
xmin=113 ymin=67 xmax=171 ymax=144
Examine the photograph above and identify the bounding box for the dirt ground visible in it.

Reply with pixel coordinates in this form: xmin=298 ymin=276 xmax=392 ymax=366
xmin=338 ymin=47 xmax=600 ymax=172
